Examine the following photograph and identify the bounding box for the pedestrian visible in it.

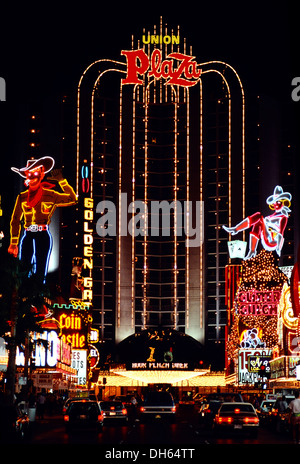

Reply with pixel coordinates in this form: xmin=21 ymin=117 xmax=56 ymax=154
xmin=252 ymin=396 xmax=260 ymax=409
xmin=288 ymin=390 xmax=300 ymax=443
xmin=37 ymin=392 xmax=46 ymax=420
xmin=276 ymin=396 xmax=288 ymax=433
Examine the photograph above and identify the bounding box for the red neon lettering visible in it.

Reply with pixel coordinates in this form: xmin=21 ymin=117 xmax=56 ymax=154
xmin=122 ymin=49 xmax=201 ymax=87
xmin=148 ymin=50 xmax=201 ymax=86
xmin=166 ymin=52 xmax=201 ymax=86
xmin=121 ymin=49 xmax=150 ymax=85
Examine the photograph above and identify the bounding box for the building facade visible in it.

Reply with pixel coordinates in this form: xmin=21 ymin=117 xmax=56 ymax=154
xmin=75 ymin=19 xmax=246 ymax=357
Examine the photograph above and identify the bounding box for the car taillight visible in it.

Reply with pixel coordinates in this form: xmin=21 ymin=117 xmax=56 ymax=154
xmin=140 ymin=407 xmax=145 ymax=412
xmin=172 ymin=406 xmax=176 ymax=412
xmin=98 ymin=414 xmax=103 ymax=421
xmin=64 ymin=415 xmax=69 ymax=422
xmin=122 ymin=408 xmax=127 ymax=415
xmin=216 ymin=416 xmax=233 ymax=424
xmin=244 ymin=416 xmax=259 ymax=424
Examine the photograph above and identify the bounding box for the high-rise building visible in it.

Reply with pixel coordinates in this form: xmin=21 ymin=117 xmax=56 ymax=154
xmin=75 ymin=19 xmax=246 ymax=362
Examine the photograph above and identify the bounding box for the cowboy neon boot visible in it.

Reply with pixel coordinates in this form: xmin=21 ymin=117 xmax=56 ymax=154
xmin=244 ymin=233 xmax=259 ymax=259
xmin=222 ymin=217 xmax=250 ymax=235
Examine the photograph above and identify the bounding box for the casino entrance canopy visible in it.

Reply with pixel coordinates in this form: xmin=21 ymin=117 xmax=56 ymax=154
xmin=110 ymin=368 xmax=209 ymax=385
xmin=112 ymin=329 xmax=210 ymax=384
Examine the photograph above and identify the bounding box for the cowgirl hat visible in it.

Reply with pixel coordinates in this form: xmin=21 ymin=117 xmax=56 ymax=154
xmin=266 ymin=185 xmax=292 ymax=204
xmin=11 ymin=156 xmax=55 ymax=178
xmin=266 ymin=185 xmax=292 ymax=214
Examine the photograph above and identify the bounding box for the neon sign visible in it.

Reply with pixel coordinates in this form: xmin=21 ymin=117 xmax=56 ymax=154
xmin=16 ymin=330 xmax=65 ymax=369
xmin=83 ymin=197 xmax=94 ymax=304
xmin=58 ymin=311 xmax=88 ymax=349
xmin=59 ymin=313 xmax=82 ymax=330
xmin=34 ymin=331 xmax=58 ymax=368
xmin=240 ymin=328 xmax=265 ymax=349
xmin=130 ymin=362 xmax=190 ymax=370
xmin=121 ymin=49 xmax=201 ymax=87
xmin=238 ymin=290 xmax=281 ymax=316
xmin=81 ymin=165 xmax=90 ymax=194
xmin=8 ymin=156 xmax=77 ymax=282
xmin=142 ymin=34 xmax=180 ymax=45
xmin=223 ymin=185 xmax=292 ymax=259
xmin=238 ymin=349 xmax=272 ymax=385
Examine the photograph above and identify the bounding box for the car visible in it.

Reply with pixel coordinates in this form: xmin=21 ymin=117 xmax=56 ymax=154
xmin=62 ymin=391 xmax=100 ymax=414
xmin=64 ymin=399 xmax=104 ymax=432
xmin=199 ymin=400 xmax=223 ymax=428
xmin=198 ymin=393 xmax=244 ymax=428
xmin=207 ymin=392 xmax=244 ymax=403
xmin=214 ymin=402 xmax=259 ymax=437
xmin=139 ymin=391 xmax=176 ymax=422
xmin=100 ymin=401 xmax=128 ymax=424
xmin=62 ymin=397 xmax=86 ymax=414
xmin=257 ymin=400 xmax=275 ymax=425
xmin=115 ymin=395 xmax=136 ymax=408
xmin=0 ymin=404 xmax=30 ymax=443
xmin=179 ymin=391 xmax=196 ymax=407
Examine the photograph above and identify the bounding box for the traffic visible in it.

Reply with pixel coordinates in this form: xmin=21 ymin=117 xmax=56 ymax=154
xmin=3 ymin=387 xmax=298 ymax=444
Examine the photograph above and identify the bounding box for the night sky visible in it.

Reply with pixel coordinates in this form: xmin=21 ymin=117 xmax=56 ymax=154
xmin=0 ymin=1 xmax=299 ymax=237
xmin=0 ymin=3 xmax=297 ymax=103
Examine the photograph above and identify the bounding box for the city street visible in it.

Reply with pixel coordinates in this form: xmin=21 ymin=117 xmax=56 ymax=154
xmin=25 ymin=406 xmax=292 ymax=446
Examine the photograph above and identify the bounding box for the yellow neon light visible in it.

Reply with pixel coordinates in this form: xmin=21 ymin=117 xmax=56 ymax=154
xmin=199 ymin=60 xmax=246 ymax=232
xmin=278 ymin=282 xmax=298 ymax=331
xmin=117 ymin=85 xmax=123 ymax=328
xmin=173 ymin=88 xmax=178 ymax=330
xmin=143 ymin=84 xmax=149 ymax=328
xmin=112 ymin=368 xmax=208 ymax=385
xmin=199 ymin=79 xmax=203 ymax=330
xmin=186 ymin=88 xmax=190 ymax=328
xmin=91 ymin=68 xmax=127 ymax=199
xmin=76 ymin=59 xmax=126 ymax=197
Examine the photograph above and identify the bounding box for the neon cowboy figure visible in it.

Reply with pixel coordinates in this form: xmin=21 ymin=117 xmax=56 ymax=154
xmin=8 ymin=156 xmax=77 ymax=282
xmin=223 ymin=185 xmax=292 ymax=260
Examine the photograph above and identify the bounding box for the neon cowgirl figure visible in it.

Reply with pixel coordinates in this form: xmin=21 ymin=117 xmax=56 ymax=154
xmin=8 ymin=156 xmax=77 ymax=282
xmin=223 ymin=185 xmax=292 ymax=260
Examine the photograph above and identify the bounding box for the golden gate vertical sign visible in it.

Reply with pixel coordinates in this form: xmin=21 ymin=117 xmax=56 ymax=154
xmin=83 ymin=196 xmax=94 ymax=306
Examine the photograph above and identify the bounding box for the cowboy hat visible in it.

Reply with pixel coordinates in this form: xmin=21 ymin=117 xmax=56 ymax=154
xmin=11 ymin=156 xmax=55 ymax=178
xmin=266 ymin=185 xmax=292 ymax=205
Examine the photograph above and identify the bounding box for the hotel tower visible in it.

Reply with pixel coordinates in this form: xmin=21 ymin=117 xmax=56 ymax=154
xmin=74 ymin=19 xmax=245 ymax=355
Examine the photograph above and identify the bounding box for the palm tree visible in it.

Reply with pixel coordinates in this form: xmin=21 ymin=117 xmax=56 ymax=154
xmin=0 ymin=253 xmax=50 ymax=404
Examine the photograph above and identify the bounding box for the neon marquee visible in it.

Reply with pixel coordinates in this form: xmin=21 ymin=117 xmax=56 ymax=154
xmin=59 ymin=313 xmax=82 ymax=330
xmin=121 ymin=49 xmax=201 ymax=87
xmin=58 ymin=311 xmax=88 ymax=349
xmin=238 ymin=289 xmax=281 ymax=316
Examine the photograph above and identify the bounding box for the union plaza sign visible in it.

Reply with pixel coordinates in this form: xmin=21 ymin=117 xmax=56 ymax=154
xmin=121 ymin=49 xmax=202 ymax=87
